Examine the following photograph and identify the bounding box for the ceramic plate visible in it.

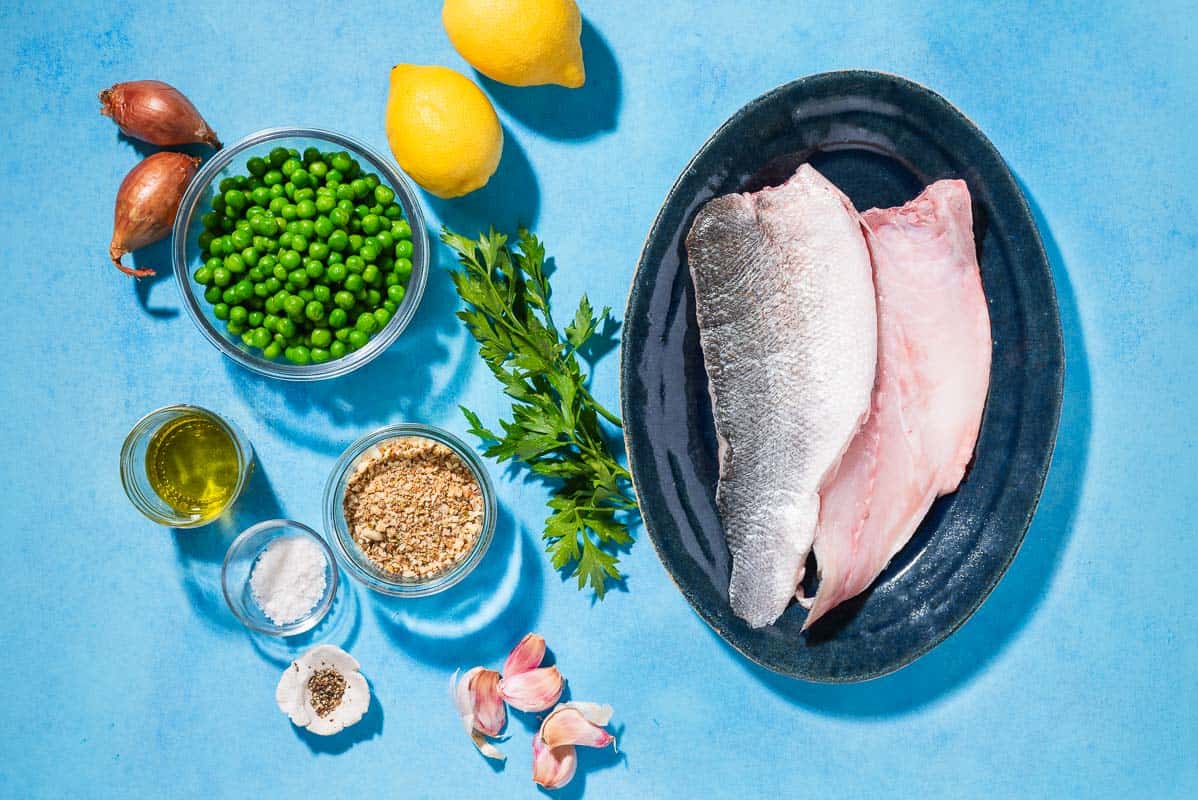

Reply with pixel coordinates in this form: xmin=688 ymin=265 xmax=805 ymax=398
xmin=620 ymin=70 xmax=1064 ymax=682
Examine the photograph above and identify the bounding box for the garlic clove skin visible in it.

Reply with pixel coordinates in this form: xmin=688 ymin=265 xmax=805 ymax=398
xmin=502 ymin=632 xmax=547 ymax=677
xmin=532 ymin=735 xmax=578 ymax=789
xmin=500 ymin=665 xmax=565 ymax=712
xmin=540 ymin=703 xmax=616 ymax=750
xmin=560 ymin=700 xmax=614 ymax=727
xmin=275 ymin=645 xmax=369 ymax=736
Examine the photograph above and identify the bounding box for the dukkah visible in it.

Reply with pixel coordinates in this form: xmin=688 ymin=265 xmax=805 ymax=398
xmin=342 ymin=436 xmax=484 ymax=579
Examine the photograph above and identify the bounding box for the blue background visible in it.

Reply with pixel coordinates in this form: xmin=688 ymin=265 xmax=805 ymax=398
xmin=1 ymin=1 xmax=1194 ymax=797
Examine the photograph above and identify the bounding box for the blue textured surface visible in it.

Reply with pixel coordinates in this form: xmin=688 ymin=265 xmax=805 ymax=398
xmin=0 ymin=2 xmax=1194 ymax=798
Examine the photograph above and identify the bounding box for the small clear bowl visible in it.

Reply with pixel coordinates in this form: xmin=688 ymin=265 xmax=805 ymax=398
xmin=120 ymin=404 xmax=254 ymax=528
xmin=323 ymin=424 xmax=497 ymax=597
xmin=221 ymin=519 xmax=340 ymax=636
xmin=172 ymin=127 xmax=430 ymax=381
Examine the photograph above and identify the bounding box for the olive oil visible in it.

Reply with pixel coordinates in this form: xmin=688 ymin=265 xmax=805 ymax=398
xmin=144 ymin=413 xmax=241 ymax=522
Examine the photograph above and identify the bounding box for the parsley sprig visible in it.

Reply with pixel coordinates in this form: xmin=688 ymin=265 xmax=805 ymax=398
xmin=441 ymin=227 xmax=637 ymax=597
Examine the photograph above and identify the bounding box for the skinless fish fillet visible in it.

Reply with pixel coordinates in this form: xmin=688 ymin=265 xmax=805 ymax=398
xmin=686 ymin=164 xmax=877 ymax=629
xmin=803 ymin=179 xmax=992 ymax=630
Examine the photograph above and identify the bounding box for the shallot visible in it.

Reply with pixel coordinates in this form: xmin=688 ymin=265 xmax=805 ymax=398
xmin=109 ymin=152 xmax=199 ymax=277
xmin=99 ymin=80 xmax=221 ymax=149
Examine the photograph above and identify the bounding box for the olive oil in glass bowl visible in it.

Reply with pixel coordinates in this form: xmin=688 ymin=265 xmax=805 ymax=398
xmin=121 ymin=405 xmax=254 ymax=527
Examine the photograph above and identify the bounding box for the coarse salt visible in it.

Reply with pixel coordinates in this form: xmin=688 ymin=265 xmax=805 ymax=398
xmin=250 ymin=536 xmax=328 ymax=625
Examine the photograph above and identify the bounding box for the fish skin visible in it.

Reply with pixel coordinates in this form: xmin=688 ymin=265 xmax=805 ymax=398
xmin=803 ymin=179 xmax=992 ymax=630
xmin=686 ymin=164 xmax=877 ymax=629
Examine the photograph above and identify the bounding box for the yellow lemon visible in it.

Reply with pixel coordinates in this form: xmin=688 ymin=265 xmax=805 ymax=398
xmin=442 ymin=0 xmax=586 ymax=88
xmin=385 ymin=64 xmax=504 ymax=199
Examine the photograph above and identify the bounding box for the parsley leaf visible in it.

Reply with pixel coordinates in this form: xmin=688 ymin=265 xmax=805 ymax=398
xmin=441 ymin=226 xmax=638 ymax=597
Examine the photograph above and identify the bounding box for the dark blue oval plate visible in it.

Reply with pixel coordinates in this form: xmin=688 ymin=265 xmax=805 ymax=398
xmin=620 ymin=70 xmax=1064 ymax=682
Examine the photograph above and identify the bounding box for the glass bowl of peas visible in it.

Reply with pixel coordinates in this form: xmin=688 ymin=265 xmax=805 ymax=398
xmin=172 ymin=127 xmax=429 ymax=380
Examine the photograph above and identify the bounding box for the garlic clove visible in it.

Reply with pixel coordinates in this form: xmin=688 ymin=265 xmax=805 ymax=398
xmin=532 ymin=735 xmax=578 ymax=789
xmin=540 ymin=704 xmax=616 ymax=750
xmin=470 ymin=668 xmax=506 ymax=736
xmin=499 ymin=665 xmax=564 ymax=712
xmin=452 ymin=667 xmax=508 ymax=760
xmin=502 ymin=632 xmax=547 ymax=677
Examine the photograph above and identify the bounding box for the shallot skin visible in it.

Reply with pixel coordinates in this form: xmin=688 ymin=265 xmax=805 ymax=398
xmin=99 ymin=80 xmax=221 ymax=149
xmin=109 ymin=152 xmax=199 ymax=278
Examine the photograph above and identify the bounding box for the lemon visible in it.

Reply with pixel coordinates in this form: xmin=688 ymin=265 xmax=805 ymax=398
xmin=442 ymin=0 xmax=586 ymax=88
xmin=385 ymin=64 xmax=503 ymax=199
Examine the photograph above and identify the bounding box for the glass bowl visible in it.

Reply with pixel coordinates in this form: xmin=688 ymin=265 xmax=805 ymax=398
xmin=323 ymin=424 xmax=497 ymax=597
xmin=221 ymin=519 xmax=340 ymax=636
xmin=172 ymin=127 xmax=429 ymax=381
xmin=120 ymin=404 xmax=254 ymax=528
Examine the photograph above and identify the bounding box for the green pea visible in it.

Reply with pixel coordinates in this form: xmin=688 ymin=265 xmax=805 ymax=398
xmin=345 ymin=255 xmax=364 ymax=273
xmin=251 ymin=216 xmax=274 ymax=237
xmin=361 ymin=214 xmax=381 ymax=235
xmin=234 ymin=280 xmax=254 ymax=302
xmin=291 ymin=169 xmax=311 ymax=189
xmin=269 ymin=197 xmax=287 ymax=214
xmin=283 ymin=295 xmax=306 ymax=316
xmin=208 ymin=238 xmax=225 ymax=257
xmin=360 ymin=244 xmax=379 ymax=263
xmin=312 ymin=285 xmax=331 ymax=304
xmin=222 ymin=254 xmax=244 ymax=275
xmin=332 ymin=290 xmax=354 ymax=310
xmin=265 ymin=296 xmax=281 ymax=315
xmin=346 ymin=178 xmax=366 ymax=200
xmin=311 ymin=218 xmax=331 ymax=241
xmin=309 ymin=242 xmax=330 ymax=262
xmin=387 ymin=284 xmax=406 ymax=304
xmin=394 ymin=258 xmax=413 ymax=281
xmin=199 ymin=232 xmax=215 ymax=252
xmin=294 ymin=187 xmax=315 ymax=203
xmin=344 ymin=274 xmax=364 ymax=292
xmin=212 ymin=267 xmax=232 ymax=287
xmin=221 ymin=288 xmax=238 ymax=304
xmin=383 ymin=203 xmax=402 ymax=220
xmin=265 ymin=277 xmax=282 ymax=293
xmin=374 ymin=307 xmax=391 ymax=328
xmin=277 ymin=317 xmax=297 ymax=338
xmin=230 ymin=229 xmax=252 ymax=250
xmin=296 ymin=200 xmax=316 ymax=219
xmin=373 ymin=184 xmax=395 ymax=205
xmin=249 ymin=187 xmax=270 ymax=207
xmin=201 ymin=211 xmax=221 ymax=232
xmin=363 ymin=265 xmax=380 ymax=285
xmin=227 ymin=319 xmax=246 ymax=337
xmin=369 ymin=204 xmax=384 ymax=216
xmin=268 ymin=147 xmax=289 ymax=168
xmin=279 ymin=250 xmax=301 ymax=271
xmin=329 ymin=340 xmax=347 ymax=359
xmin=263 ymin=169 xmax=284 ymax=186
xmin=327 ymin=230 xmax=349 ymax=252
xmin=310 ymin=347 xmax=331 ymax=364
xmin=326 ymin=262 xmax=347 ymax=283
xmin=204 ymin=285 xmax=223 ymax=303
xmin=244 ymin=156 xmax=266 ymax=177
xmin=327 ymin=308 xmax=348 ymax=329
xmin=392 ymin=219 xmax=412 ymax=239
xmin=302 ymin=146 xmax=321 ymax=165
xmin=383 ymin=300 xmax=398 ymax=313
xmin=315 ymin=194 xmax=336 ymax=215
xmin=308 ymin=328 xmax=332 ymax=348
xmin=229 ymin=305 xmax=249 ymax=324
xmin=298 ymin=288 xmax=315 ymax=302
xmin=376 ymin=231 xmax=394 ymax=251
xmin=273 ymin=264 xmax=290 ymax=282
xmin=288 ymin=270 xmax=310 ymax=289
xmin=305 ymin=260 xmax=325 ymax=279
xmin=224 ymin=189 xmax=247 ymax=212
xmin=194 ymin=266 xmax=214 ymax=285
xmin=263 ymin=341 xmax=282 ymax=360
xmin=218 ymin=177 xmax=239 ymax=194
xmin=241 ymin=247 xmax=260 ymax=268
xmin=347 ymin=329 xmax=368 ymax=349
xmin=213 ymin=302 xmax=230 ymax=320
xmin=394 ymin=240 xmax=414 ymax=259
xmin=296 ymin=219 xmax=315 ymax=238
xmin=366 ymin=289 xmax=381 ymax=306
xmin=355 ymin=312 xmax=378 ymax=334
xmin=254 ymin=282 xmax=271 ymax=298
xmin=304 ymin=300 xmax=325 ymax=321
xmin=290 ymin=234 xmax=308 ymax=253
xmin=281 ymin=157 xmax=302 ymax=177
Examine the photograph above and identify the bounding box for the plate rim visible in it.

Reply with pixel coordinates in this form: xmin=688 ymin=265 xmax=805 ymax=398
xmin=619 ymin=69 xmax=1065 ymax=683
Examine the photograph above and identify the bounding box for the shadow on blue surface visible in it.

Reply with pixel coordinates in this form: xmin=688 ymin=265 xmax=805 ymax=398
xmin=250 ymin=581 xmax=362 ymax=668
xmin=172 ymin=460 xmax=286 ymax=633
xmin=478 ymin=19 xmax=621 ymax=142
xmin=715 ymin=183 xmax=1092 ymax=715
xmin=372 ymin=505 xmax=544 ymax=668
xmin=225 ymin=247 xmax=473 ymax=454
xmin=294 ymin=677 xmax=385 ymax=755
xmin=128 ymin=237 xmax=178 ymax=318
xmin=426 ymin=126 xmax=541 ymax=237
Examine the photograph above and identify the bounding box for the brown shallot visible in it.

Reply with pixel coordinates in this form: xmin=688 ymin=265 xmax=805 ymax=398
xmin=109 ymin=152 xmax=199 ymax=277
xmin=99 ymin=80 xmax=221 ymax=149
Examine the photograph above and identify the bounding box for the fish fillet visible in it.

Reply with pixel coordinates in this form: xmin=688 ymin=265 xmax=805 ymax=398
xmin=686 ymin=164 xmax=877 ymax=629
xmin=803 ymin=179 xmax=992 ymax=629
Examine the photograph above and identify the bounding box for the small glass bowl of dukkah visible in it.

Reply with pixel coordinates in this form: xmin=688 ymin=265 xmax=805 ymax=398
xmin=323 ymin=424 xmax=496 ymax=597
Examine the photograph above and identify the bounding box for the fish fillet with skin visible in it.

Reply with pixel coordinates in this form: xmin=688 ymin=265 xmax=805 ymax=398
xmin=802 ymin=179 xmax=992 ymax=630
xmin=686 ymin=164 xmax=877 ymax=629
